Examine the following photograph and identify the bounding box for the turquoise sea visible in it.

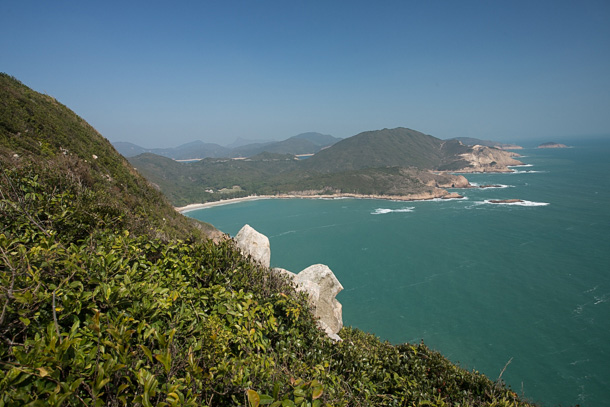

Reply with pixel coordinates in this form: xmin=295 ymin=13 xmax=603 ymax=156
xmin=187 ymin=139 xmax=610 ymax=406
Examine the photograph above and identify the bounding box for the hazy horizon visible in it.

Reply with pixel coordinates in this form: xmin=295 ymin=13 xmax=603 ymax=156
xmin=2 ymin=1 xmax=609 ymax=148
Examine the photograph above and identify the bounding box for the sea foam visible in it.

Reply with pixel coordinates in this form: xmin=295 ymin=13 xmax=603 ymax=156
xmin=481 ymin=200 xmax=550 ymax=207
xmin=372 ymin=207 xmax=415 ymax=215
xmin=509 ymin=170 xmax=547 ymax=174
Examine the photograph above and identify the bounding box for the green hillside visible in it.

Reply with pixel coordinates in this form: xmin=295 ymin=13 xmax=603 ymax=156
xmin=1 ymin=73 xmax=536 ymax=406
xmin=303 ymin=128 xmax=471 ymax=172
xmin=129 ymin=152 xmax=465 ymax=207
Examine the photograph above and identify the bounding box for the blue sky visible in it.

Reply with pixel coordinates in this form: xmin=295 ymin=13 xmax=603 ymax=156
xmin=2 ymin=1 xmax=609 ymax=147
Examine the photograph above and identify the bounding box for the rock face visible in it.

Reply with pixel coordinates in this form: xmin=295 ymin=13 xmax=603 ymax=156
xmin=275 ymin=265 xmax=344 ymax=341
xmin=458 ymin=145 xmax=523 ymax=172
xmin=489 ymin=199 xmax=524 ymax=204
xmin=235 ymin=224 xmax=271 ymax=267
xmin=294 ymin=264 xmax=344 ymax=340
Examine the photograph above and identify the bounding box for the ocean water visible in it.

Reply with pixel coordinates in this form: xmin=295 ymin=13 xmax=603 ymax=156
xmin=187 ymin=139 xmax=610 ymax=406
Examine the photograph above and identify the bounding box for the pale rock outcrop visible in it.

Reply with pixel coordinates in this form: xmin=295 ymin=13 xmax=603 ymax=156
xmin=277 ymin=264 xmax=344 ymax=341
xmin=458 ymin=145 xmax=523 ymax=172
xmin=235 ymin=224 xmax=271 ymax=267
xmin=238 ymin=225 xmax=344 ymax=341
xmin=297 ymin=264 xmax=344 ymax=341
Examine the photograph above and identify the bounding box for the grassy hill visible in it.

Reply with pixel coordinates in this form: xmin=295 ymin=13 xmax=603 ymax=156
xmin=1 ymin=73 xmax=536 ymax=406
xmin=302 ymin=128 xmax=472 ymax=172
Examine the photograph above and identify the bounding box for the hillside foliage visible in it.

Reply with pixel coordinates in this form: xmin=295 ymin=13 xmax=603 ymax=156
xmin=1 ymin=73 xmax=536 ymax=406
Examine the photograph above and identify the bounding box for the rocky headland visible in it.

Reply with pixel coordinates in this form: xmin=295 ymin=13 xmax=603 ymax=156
xmin=456 ymin=145 xmax=524 ymax=172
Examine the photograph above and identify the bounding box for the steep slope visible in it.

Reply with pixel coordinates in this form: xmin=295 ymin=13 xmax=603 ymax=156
xmin=0 ymin=74 xmax=536 ymax=406
xmin=0 ymin=73 xmax=217 ymax=240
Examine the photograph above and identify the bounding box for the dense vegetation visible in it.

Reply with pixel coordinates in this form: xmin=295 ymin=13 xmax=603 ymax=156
xmin=129 ymin=152 xmax=463 ymax=207
xmin=1 ymin=73 xmax=536 ymax=406
xmin=301 ymin=128 xmax=472 ymax=173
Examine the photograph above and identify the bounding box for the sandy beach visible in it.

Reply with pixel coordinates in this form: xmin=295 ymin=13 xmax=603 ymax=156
xmin=175 ymin=191 xmax=464 ymax=213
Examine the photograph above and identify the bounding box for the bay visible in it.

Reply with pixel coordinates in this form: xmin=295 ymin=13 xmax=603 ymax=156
xmin=187 ymin=139 xmax=610 ymax=406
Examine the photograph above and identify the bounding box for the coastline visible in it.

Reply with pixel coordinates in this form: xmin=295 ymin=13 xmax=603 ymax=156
xmin=175 ymin=191 xmax=464 ymax=213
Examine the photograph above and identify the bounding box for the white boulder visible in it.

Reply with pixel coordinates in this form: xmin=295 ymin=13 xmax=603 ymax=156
xmin=235 ymin=224 xmax=271 ymax=267
xmin=292 ymin=264 xmax=344 ymax=340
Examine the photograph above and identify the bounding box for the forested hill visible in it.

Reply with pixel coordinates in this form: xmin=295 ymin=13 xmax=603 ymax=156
xmin=0 ymin=73 xmax=536 ymax=406
xmin=302 ymin=127 xmax=472 ymax=172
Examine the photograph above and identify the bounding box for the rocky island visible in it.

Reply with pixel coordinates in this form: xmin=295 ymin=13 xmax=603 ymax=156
xmin=538 ymin=142 xmax=568 ymax=148
xmin=489 ymin=199 xmax=524 ymax=204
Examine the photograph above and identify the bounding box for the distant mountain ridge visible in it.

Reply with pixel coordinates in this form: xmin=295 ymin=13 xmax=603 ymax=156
xmin=112 ymin=132 xmax=342 ymax=159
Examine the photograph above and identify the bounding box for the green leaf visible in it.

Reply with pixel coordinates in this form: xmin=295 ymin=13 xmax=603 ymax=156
xmin=140 ymin=345 xmax=153 ymax=362
xmin=312 ymin=385 xmax=323 ymax=400
xmin=281 ymin=400 xmax=296 ymax=407
xmin=259 ymin=394 xmax=275 ymax=405
xmin=247 ymin=389 xmax=260 ymax=407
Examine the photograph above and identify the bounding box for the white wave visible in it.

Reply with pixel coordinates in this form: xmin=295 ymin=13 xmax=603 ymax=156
xmin=478 ymin=184 xmax=513 ymax=189
xmin=481 ymin=200 xmax=550 ymax=207
xmin=371 ymin=207 xmax=415 ymax=215
xmin=509 ymin=170 xmax=547 ymax=174
xmin=584 ymin=285 xmax=598 ymax=293
xmin=275 ymin=230 xmax=296 ymax=237
xmin=508 ymin=164 xmax=533 ymax=168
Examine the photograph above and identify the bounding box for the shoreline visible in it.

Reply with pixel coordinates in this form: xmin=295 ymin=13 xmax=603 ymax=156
xmin=175 ymin=191 xmax=464 ymax=213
